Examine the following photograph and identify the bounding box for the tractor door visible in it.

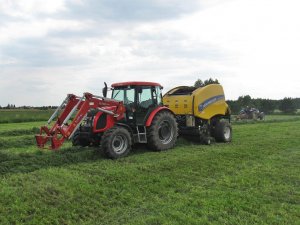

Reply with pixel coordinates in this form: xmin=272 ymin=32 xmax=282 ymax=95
xmin=135 ymin=86 xmax=161 ymax=125
xmin=112 ymin=87 xmax=136 ymax=124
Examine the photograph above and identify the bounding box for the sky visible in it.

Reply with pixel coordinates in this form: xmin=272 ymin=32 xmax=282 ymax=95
xmin=0 ymin=0 xmax=300 ymax=106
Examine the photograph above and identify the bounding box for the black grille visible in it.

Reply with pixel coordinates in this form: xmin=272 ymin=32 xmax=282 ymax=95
xmin=96 ymin=114 xmax=107 ymax=130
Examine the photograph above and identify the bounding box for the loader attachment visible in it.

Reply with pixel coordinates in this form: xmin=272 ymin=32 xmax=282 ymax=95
xmin=35 ymin=126 xmax=67 ymax=149
xmin=35 ymin=92 xmax=125 ymax=150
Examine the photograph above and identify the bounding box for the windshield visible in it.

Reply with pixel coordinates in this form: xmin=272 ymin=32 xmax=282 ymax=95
xmin=112 ymin=89 xmax=124 ymax=101
xmin=112 ymin=88 xmax=135 ymax=105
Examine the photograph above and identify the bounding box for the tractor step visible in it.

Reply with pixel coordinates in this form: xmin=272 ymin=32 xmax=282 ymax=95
xmin=134 ymin=126 xmax=147 ymax=143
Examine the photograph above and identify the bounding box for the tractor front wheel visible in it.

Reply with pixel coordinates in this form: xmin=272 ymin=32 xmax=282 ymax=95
xmin=101 ymin=126 xmax=132 ymax=159
xmin=72 ymin=131 xmax=90 ymax=147
xmin=147 ymin=111 xmax=178 ymax=151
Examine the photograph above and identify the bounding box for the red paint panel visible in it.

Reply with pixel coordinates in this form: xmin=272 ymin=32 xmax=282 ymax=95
xmin=93 ymin=112 xmax=116 ymax=133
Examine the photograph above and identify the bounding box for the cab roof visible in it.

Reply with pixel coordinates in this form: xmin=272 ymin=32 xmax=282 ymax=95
xmin=111 ymin=81 xmax=162 ymax=88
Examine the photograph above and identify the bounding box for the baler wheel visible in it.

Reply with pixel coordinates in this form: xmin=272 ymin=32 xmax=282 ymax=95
xmin=214 ymin=121 xmax=232 ymax=143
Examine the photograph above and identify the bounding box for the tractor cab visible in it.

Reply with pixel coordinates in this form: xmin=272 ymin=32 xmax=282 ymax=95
xmin=110 ymin=82 xmax=163 ymax=125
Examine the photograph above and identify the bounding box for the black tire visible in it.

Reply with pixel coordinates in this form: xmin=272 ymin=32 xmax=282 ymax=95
xmin=259 ymin=112 xmax=265 ymax=120
xmin=72 ymin=131 xmax=90 ymax=147
xmin=252 ymin=112 xmax=258 ymax=120
xmin=101 ymin=126 xmax=132 ymax=159
xmin=214 ymin=121 xmax=232 ymax=143
xmin=147 ymin=111 xmax=178 ymax=151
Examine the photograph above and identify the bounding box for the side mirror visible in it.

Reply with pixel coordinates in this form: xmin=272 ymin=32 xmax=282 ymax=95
xmin=102 ymin=82 xmax=108 ymax=97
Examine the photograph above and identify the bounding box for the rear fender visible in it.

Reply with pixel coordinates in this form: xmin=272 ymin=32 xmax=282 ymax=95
xmin=145 ymin=106 xmax=174 ymax=127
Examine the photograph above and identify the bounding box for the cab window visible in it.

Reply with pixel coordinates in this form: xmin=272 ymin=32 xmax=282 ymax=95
xmin=125 ymin=88 xmax=135 ymax=104
xmin=112 ymin=89 xmax=124 ymax=102
xmin=138 ymin=88 xmax=154 ymax=108
xmin=155 ymin=86 xmax=162 ymax=105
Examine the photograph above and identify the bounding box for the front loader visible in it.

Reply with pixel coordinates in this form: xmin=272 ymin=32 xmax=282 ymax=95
xmin=35 ymin=82 xmax=178 ymax=159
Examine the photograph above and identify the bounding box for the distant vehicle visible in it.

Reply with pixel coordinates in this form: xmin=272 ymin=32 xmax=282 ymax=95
xmin=236 ymin=107 xmax=265 ymax=121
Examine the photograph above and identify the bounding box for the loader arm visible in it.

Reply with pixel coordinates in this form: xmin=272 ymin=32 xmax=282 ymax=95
xmin=35 ymin=92 xmax=126 ymax=150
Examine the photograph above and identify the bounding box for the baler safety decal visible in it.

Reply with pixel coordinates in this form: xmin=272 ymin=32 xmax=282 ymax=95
xmin=198 ymin=95 xmax=225 ymax=112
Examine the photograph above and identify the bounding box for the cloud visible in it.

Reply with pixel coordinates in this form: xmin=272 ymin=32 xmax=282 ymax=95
xmin=0 ymin=18 xmax=86 ymax=44
xmin=0 ymin=0 xmax=204 ymax=71
xmin=64 ymin=0 xmax=200 ymax=22
xmin=130 ymin=38 xmax=224 ymax=60
xmin=1 ymin=0 xmax=201 ymax=23
xmin=0 ymin=37 xmax=91 ymax=67
xmin=1 ymin=0 xmax=300 ymax=106
xmin=0 ymin=0 xmax=66 ymax=18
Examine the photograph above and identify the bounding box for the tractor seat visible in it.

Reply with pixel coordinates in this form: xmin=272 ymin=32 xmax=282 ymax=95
xmin=139 ymin=99 xmax=154 ymax=109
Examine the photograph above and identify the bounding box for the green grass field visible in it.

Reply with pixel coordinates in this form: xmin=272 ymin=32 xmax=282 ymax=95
xmin=0 ymin=114 xmax=299 ymax=224
xmin=0 ymin=109 xmax=54 ymax=124
xmin=232 ymin=114 xmax=300 ymax=125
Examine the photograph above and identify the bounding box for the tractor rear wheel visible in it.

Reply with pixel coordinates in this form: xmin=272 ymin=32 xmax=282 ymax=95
xmin=214 ymin=121 xmax=232 ymax=143
xmin=101 ymin=126 xmax=132 ymax=159
xmin=147 ymin=111 xmax=178 ymax=151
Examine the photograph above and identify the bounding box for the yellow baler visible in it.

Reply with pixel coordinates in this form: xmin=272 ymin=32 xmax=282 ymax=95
xmin=163 ymin=84 xmax=232 ymax=144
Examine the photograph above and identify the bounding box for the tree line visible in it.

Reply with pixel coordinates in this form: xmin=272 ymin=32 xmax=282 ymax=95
xmin=227 ymin=96 xmax=299 ymax=114
xmin=0 ymin=105 xmax=57 ymax=110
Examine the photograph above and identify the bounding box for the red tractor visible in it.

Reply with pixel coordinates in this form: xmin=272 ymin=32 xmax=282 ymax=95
xmin=35 ymin=82 xmax=178 ymax=159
